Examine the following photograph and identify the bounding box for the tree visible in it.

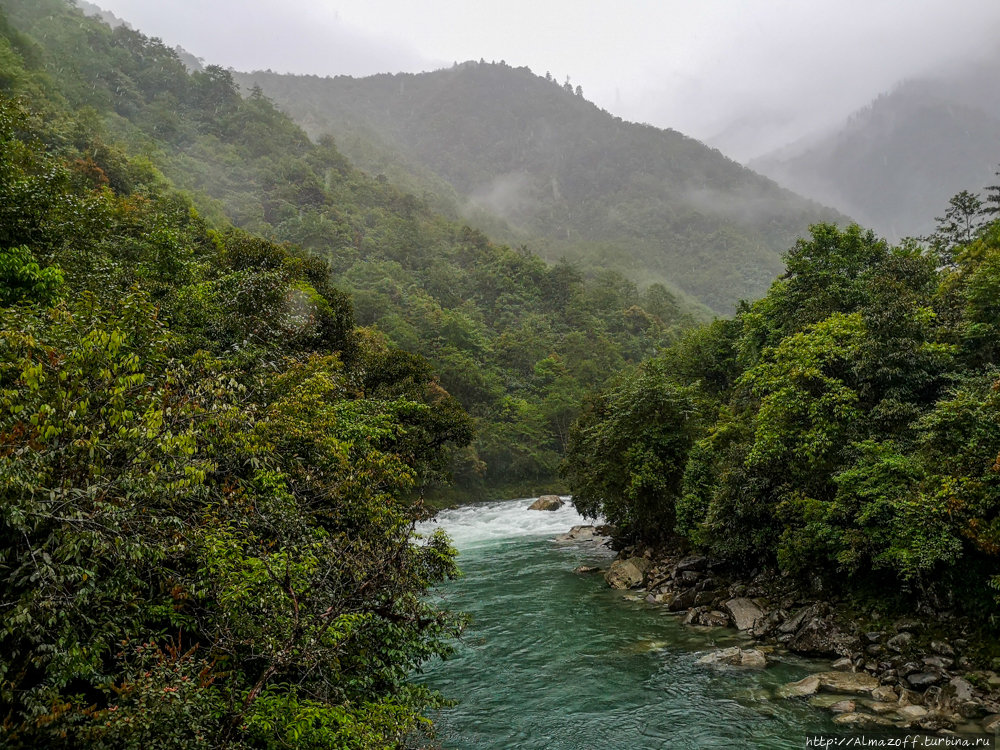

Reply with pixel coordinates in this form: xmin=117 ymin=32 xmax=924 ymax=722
xmin=923 ymin=190 xmax=987 ymax=263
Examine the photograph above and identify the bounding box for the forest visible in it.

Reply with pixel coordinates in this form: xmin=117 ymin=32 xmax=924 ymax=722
xmin=564 ymin=187 xmax=1000 ymax=630
xmin=236 ymin=63 xmax=842 ymax=315
xmin=0 ymin=0 xmax=696 ymax=501
xmin=4 ymin=0 xmax=1000 ymax=746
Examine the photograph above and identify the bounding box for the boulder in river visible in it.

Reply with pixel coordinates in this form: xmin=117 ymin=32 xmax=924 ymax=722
xmin=604 ymin=557 xmax=651 ymax=589
xmin=724 ymin=597 xmax=765 ymax=631
xmin=833 ymin=712 xmax=894 ymax=728
xmin=777 ymin=671 xmax=879 ymax=699
xmin=528 ymin=495 xmax=563 ymax=511
xmin=777 ymin=675 xmax=821 ymax=698
xmin=574 ymin=565 xmax=602 ymax=574
xmin=695 ymin=647 xmax=768 ymax=669
xmin=815 ymin=671 xmax=880 ymax=694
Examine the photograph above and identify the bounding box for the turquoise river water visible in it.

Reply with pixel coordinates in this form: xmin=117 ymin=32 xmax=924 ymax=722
xmin=415 ymin=498 xmax=841 ymax=750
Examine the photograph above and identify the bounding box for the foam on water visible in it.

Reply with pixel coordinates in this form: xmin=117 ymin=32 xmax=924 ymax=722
xmin=416 ymin=498 xmax=592 ymax=551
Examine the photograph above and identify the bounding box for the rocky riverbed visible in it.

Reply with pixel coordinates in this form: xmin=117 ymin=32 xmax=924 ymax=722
xmin=554 ymin=523 xmax=1000 ymax=737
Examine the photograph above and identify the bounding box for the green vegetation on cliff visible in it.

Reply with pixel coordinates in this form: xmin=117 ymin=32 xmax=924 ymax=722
xmin=564 ymin=191 xmax=1000 ymax=616
xmin=0 ymin=0 xmax=694 ymax=498
xmin=237 ymin=63 xmax=843 ymax=314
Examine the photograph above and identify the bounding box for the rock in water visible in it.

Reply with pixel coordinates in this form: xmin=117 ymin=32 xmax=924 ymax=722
xmin=833 ymin=712 xmax=893 ymax=728
xmin=777 ymin=672 xmax=879 ymax=699
xmin=604 ymin=557 xmax=651 ymax=589
xmin=871 ymin=686 xmax=899 ymax=703
xmin=574 ymin=565 xmax=601 ymax=574
xmin=724 ymin=597 xmax=765 ymax=631
xmin=528 ymin=495 xmax=563 ymax=511
xmin=777 ymin=676 xmax=822 ymax=698
xmin=695 ymin=647 xmax=768 ymax=669
xmin=815 ymin=671 xmax=880 ymax=694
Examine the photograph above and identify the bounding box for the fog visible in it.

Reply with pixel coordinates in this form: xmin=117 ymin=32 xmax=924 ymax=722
xmin=89 ymin=0 xmax=1000 ymax=162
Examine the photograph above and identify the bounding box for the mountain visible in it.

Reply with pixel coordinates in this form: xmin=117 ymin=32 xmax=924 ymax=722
xmin=0 ymin=0 xmax=700 ymax=497
xmin=752 ymin=60 xmax=1000 ymax=240
xmin=235 ymin=64 xmax=843 ymax=314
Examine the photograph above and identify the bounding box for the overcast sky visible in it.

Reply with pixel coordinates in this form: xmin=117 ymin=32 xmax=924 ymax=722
xmin=90 ymin=0 xmax=1000 ymax=161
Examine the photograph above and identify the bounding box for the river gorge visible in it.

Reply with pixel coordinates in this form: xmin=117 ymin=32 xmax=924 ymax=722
xmin=415 ymin=499 xmax=842 ymax=749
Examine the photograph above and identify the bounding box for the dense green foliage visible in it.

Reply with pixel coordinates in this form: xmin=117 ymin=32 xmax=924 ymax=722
xmin=0 ymin=81 xmax=477 ymax=746
xmin=236 ymin=63 xmax=843 ymax=315
xmin=0 ymin=0 xmax=694 ymax=496
xmin=565 ymin=206 xmax=1000 ymax=612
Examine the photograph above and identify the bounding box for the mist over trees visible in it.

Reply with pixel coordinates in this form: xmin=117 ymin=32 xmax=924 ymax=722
xmin=235 ymin=62 xmax=843 ymax=315
xmin=753 ymin=58 xmax=1000 ymax=241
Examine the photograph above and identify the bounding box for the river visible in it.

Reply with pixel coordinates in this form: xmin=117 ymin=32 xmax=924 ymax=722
xmin=415 ymin=498 xmax=839 ymax=749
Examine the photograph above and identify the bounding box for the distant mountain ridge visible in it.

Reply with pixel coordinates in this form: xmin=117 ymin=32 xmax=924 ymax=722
xmin=236 ymin=63 xmax=843 ymax=314
xmin=752 ymin=58 xmax=1000 ymax=240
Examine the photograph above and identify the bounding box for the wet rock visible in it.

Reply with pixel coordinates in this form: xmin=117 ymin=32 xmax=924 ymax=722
xmin=898 ymin=704 xmax=929 ymax=719
xmin=887 ymin=632 xmax=913 ymax=652
xmin=982 ymin=714 xmax=1000 ymax=732
xmin=872 ymin=686 xmax=899 ymax=703
xmin=866 ymin=644 xmax=884 ymax=657
xmin=898 ymin=688 xmax=923 ymax=706
xmin=816 ymin=671 xmax=881 ymax=694
xmin=677 ymin=570 xmax=702 ymax=586
xmin=777 ymin=675 xmax=821 ymax=698
xmin=866 ymin=701 xmax=898 ymax=715
xmin=810 ymin=694 xmax=850 ymax=709
xmin=695 ymin=647 xmax=768 ymax=669
xmin=682 ymin=607 xmax=708 ymax=626
xmin=778 ymin=604 xmax=819 ymax=634
xmin=605 ymin=557 xmax=651 ymax=589
xmin=666 ymin=588 xmax=697 ymax=612
xmin=864 ymin=631 xmax=886 ymax=644
xmin=693 ymin=590 xmax=716 ymax=607
xmin=830 ymin=700 xmax=856 ymax=713
xmin=932 ymin=640 xmax=955 ymax=656
xmin=833 ymin=712 xmax=894 ymax=728
xmin=788 ymin=618 xmax=859 ymax=657
xmin=918 ymin=711 xmax=956 ymax=732
xmin=948 ymin=677 xmax=975 ymax=703
xmin=908 ymin=672 xmax=944 ymax=689
xmin=724 ymin=597 xmax=765 ymax=631
xmin=832 ymin=657 xmax=854 ymax=671
xmin=672 ymin=555 xmax=709 ymax=575
xmin=557 ymin=526 xmax=609 ymax=543
xmin=922 ymin=655 xmax=953 ymax=670
xmin=893 ymin=618 xmax=923 ymax=632
xmin=529 ymin=495 xmax=563 ymax=511
xmin=701 ymin=610 xmax=731 ymax=627
xmin=574 ymin=565 xmax=601 ymax=574
xmin=898 ymin=662 xmax=922 ymax=678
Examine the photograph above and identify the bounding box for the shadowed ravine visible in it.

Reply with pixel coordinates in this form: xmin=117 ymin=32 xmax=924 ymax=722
xmin=415 ymin=499 xmax=838 ymax=749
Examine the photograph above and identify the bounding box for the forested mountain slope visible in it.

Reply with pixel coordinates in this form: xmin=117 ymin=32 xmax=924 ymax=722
xmin=753 ymin=65 xmax=1000 ymax=240
xmin=236 ymin=64 xmax=844 ymax=314
xmin=0 ymin=0 xmax=694 ymax=496
xmin=564 ymin=203 xmax=1000 ymax=631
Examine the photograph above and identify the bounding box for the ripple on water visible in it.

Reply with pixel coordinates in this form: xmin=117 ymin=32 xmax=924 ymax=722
xmin=417 ymin=500 xmax=837 ymax=749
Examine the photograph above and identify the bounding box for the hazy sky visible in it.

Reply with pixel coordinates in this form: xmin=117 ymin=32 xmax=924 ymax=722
xmin=90 ymin=0 xmax=1000 ymax=161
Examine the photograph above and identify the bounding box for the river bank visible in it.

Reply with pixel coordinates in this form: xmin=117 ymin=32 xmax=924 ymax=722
xmin=592 ymin=530 xmax=1000 ymax=737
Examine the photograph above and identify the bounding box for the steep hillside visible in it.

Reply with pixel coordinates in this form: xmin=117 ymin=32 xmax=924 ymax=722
xmin=236 ymin=64 xmax=843 ymax=314
xmin=753 ymin=69 xmax=1000 ymax=240
xmin=0 ymin=0 xmax=694 ymax=496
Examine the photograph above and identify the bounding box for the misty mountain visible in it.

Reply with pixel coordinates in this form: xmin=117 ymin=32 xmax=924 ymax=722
xmin=752 ymin=61 xmax=1000 ymax=240
xmin=236 ymin=64 xmax=842 ymax=314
